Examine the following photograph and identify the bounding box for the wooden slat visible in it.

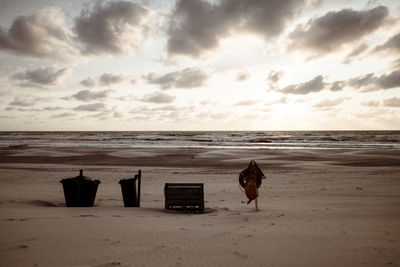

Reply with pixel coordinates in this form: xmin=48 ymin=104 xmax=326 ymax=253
xmin=164 ymin=183 xmax=204 ymax=212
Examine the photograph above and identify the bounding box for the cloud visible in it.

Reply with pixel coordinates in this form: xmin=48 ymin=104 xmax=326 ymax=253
xmin=235 ymin=100 xmax=258 ymax=106
xmin=348 ymin=70 xmax=400 ymax=91
xmin=313 ymin=97 xmax=346 ymax=108
xmin=140 ymin=92 xmax=175 ymax=103
xmin=43 ymin=106 xmax=63 ymax=111
xmin=374 ymin=32 xmax=400 ymax=54
xmin=167 ymin=0 xmax=304 ymax=57
xmin=145 ymin=68 xmax=208 ymax=89
xmin=362 ymin=100 xmax=380 ymax=107
xmin=377 ymin=70 xmax=400 ymax=89
xmin=73 ymin=102 xmax=106 ymax=111
xmin=265 ymin=96 xmax=288 ymax=105
xmin=267 ymin=70 xmax=284 ymax=84
xmin=117 ymin=94 xmax=136 ymax=101
xmin=52 ymin=112 xmax=75 ymax=118
xmin=113 ymin=111 xmax=123 ymax=118
xmin=348 ymin=73 xmax=375 ymax=90
xmin=329 ymin=81 xmax=346 ymax=91
xmin=383 ymin=97 xmax=400 ymax=107
xmin=343 ymin=42 xmax=369 ymax=63
xmin=80 ymin=73 xmax=127 ymax=87
xmin=81 ymin=77 xmax=96 ymax=87
xmin=99 ymin=73 xmax=126 ymax=86
xmin=236 ymin=69 xmax=250 ymax=82
xmin=0 ymin=7 xmax=77 ymax=61
xmin=276 ymin=69 xmax=400 ymax=95
xmin=12 ymin=67 xmax=69 ymax=87
xmin=9 ymin=96 xmax=36 ymax=106
xmin=280 ymin=75 xmax=325 ymax=94
xmin=289 ymin=6 xmax=388 ymax=56
xmin=74 ymin=0 xmax=152 ymax=55
xmin=71 ymin=89 xmax=113 ymax=102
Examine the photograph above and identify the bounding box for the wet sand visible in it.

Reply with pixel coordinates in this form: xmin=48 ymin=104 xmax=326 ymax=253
xmin=0 ymin=147 xmax=399 ymax=267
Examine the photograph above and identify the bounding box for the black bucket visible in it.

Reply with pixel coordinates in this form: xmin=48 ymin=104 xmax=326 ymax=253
xmin=60 ymin=170 xmax=101 ymax=207
xmin=119 ymin=170 xmax=141 ymax=207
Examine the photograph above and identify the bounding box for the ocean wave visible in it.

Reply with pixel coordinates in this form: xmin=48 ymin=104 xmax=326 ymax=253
xmin=0 ymin=131 xmax=398 ymax=149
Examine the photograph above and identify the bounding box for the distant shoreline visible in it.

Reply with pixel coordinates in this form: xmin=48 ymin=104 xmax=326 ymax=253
xmin=1 ymin=146 xmax=399 ymax=169
xmin=1 ymin=131 xmax=399 ymax=150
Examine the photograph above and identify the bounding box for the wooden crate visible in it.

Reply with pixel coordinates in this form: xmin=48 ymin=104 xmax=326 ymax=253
xmin=164 ymin=183 xmax=204 ymax=212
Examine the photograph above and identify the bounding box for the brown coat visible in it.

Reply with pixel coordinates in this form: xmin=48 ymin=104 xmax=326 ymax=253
xmin=239 ymin=160 xmax=265 ymax=204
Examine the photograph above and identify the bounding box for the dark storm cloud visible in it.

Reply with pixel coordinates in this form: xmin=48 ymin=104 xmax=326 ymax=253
xmin=72 ymin=102 xmax=106 ymax=111
xmin=99 ymin=73 xmax=125 ymax=86
xmin=167 ymin=0 xmax=304 ymax=57
xmin=71 ymin=89 xmax=113 ymax=102
xmin=0 ymin=7 xmax=76 ymax=61
xmin=140 ymin=92 xmax=175 ymax=103
xmin=289 ymin=6 xmax=388 ymax=56
xmin=80 ymin=77 xmax=96 ymax=87
xmin=74 ymin=1 xmax=151 ymax=55
xmin=144 ymin=68 xmax=208 ymax=89
xmin=383 ymin=97 xmax=400 ymax=107
xmin=12 ymin=67 xmax=69 ymax=87
xmin=280 ymin=75 xmax=325 ymax=94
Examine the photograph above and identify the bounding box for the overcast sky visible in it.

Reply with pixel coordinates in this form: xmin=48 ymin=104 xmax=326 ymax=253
xmin=0 ymin=0 xmax=399 ymax=130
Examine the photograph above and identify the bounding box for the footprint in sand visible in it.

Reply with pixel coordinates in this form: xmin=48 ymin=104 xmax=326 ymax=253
xmin=6 ymin=218 xmax=32 ymax=222
xmin=213 ymin=231 xmax=231 ymax=237
xmin=93 ymin=262 xmax=122 ymax=267
xmin=154 ymin=245 xmax=168 ymax=251
xmin=75 ymin=214 xmax=99 ymax=218
xmin=233 ymin=251 xmax=248 ymax=259
xmin=102 ymin=238 xmax=121 ymax=245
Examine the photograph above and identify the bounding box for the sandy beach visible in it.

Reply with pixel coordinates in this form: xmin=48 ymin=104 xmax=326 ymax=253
xmin=0 ymin=146 xmax=399 ymax=267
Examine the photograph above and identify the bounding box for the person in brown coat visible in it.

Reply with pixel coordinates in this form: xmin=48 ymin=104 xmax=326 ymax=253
xmin=239 ymin=160 xmax=265 ymax=204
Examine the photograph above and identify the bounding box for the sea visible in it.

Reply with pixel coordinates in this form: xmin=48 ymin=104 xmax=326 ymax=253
xmin=0 ymin=131 xmax=399 ymax=149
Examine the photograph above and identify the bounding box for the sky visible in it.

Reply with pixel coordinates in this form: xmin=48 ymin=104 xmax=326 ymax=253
xmin=0 ymin=0 xmax=399 ymax=131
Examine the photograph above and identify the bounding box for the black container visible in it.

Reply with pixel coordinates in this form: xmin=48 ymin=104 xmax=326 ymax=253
xmin=60 ymin=170 xmax=101 ymax=207
xmin=119 ymin=170 xmax=141 ymax=207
